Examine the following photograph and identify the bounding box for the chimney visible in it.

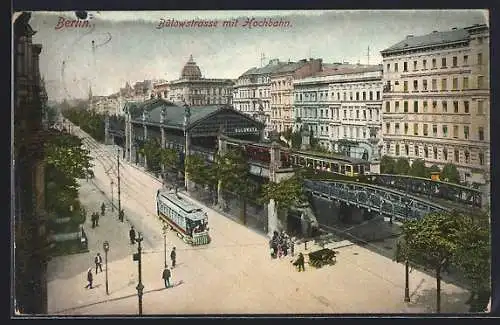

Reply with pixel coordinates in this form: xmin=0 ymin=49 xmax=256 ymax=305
xmin=452 ymin=27 xmax=457 ymax=30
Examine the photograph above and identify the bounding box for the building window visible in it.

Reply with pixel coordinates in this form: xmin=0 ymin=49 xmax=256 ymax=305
xmin=414 ymin=145 xmax=419 ymax=157
xmin=344 ymin=110 xmax=347 ymax=119
xmin=453 ymin=101 xmax=459 ymax=113
xmin=385 ymin=102 xmax=390 ymax=113
xmin=395 ymin=101 xmax=400 ymax=112
xmin=395 ymin=123 xmax=400 ymax=134
xmin=369 ymin=91 xmax=373 ymax=100
xmin=403 ymin=81 xmax=408 ymax=92
xmin=432 ymin=58 xmax=437 ymax=69
xmin=453 ymin=78 xmax=458 ymax=90
xmin=432 ymin=79 xmax=437 ymax=91
xmin=477 ymin=101 xmax=483 ymax=115
xmin=463 ymin=77 xmax=469 ymax=89
xmin=453 ymin=125 xmax=458 ymax=138
xmin=423 ymin=59 xmax=427 ymax=69
xmin=443 ymin=100 xmax=448 ymax=112
xmin=478 ymin=127 xmax=484 ymax=141
xmin=396 ymin=144 xmax=400 ymax=155
xmin=413 ymin=80 xmax=418 ymax=91
xmin=424 ymin=147 xmax=429 ymax=158
xmin=478 ymin=53 xmax=483 ymax=65
xmin=443 ymin=148 xmax=448 ymax=161
xmin=343 ymin=92 xmax=346 ymax=101
xmin=403 ymin=62 xmax=408 ymax=72
xmin=405 ymin=144 xmax=409 ymax=156
xmin=386 ymin=143 xmax=390 ymax=153
xmin=387 ymin=63 xmax=390 ymax=72
xmin=464 ymin=101 xmax=469 ymax=113
xmin=432 ymin=124 xmax=437 ymax=137
xmin=362 ymin=92 xmax=366 ymax=100
xmin=356 ymin=110 xmax=359 ymax=119
xmin=413 ymin=61 xmax=417 ymax=70
xmin=441 ymin=57 xmax=447 ymax=68
xmin=478 ymin=76 xmax=484 ymax=88
xmin=464 ymin=150 xmax=470 ymax=164
xmin=337 ymin=93 xmax=340 ymax=100
xmin=413 ymin=123 xmax=418 ymax=136
xmin=423 ymin=101 xmax=428 ymax=112
xmin=441 ymin=78 xmax=447 ymax=91
xmin=404 ymin=123 xmax=408 ymax=135
xmin=423 ymin=124 xmax=428 ymax=136
xmin=454 ymin=150 xmax=459 ymax=162
xmin=350 ymin=92 xmax=353 ymax=100
xmin=395 ymin=63 xmax=398 ymax=72
xmin=363 ymin=110 xmax=367 ymax=119
xmin=376 ymin=91 xmax=380 ymax=100
xmin=404 ymin=101 xmax=408 ymax=113
xmin=423 ymin=79 xmax=428 ymax=90
xmin=356 ymin=92 xmax=360 ymax=101
xmin=464 ymin=55 xmax=468 ymax=65
xmin=386 ymin=122 xmax=390 ymax=134
xmin=433 ymin=147 xmax=438 ymax=159
xmin=479 ymin=151 xmax=484 ymax=165
xmin=464 ymin=126 xmax=469 ymax=139
xmin=443 ymin=125 xmax=448 ymax=137
xmin=413 ymin=101 xmax=418 ymax=113
xmin=452 ymin=56 xmax=458 ymax=67
xmin=432 ymin=101 xmax=437 ymax=112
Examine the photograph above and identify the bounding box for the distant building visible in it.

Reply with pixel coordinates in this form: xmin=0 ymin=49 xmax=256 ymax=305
xmin=293 ymin=64 xmax=383 ymax=161
xmin=168 ymin=55 xmax=233 ymax=106
xmin=233 ymin=59 xmax=290 ymax=137
xmin=380 ymin=24 xmax=490 ymax=183
xmin=152 ymin=82 xmax=169 ymax=99
xmin=270 ymin=58 xmax=323 ymax=133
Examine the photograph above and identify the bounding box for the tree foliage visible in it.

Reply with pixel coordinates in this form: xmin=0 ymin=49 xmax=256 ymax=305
xmin=62 ymin=106 xmax=106 ymax=142
xmin=441 ymin=163 xmax=461 ymax=184
xmin=161 ymin=148 xmax=181 ymax=171
xmin=380 ymin=155 xmax=396 ymax=174
xmin=138 ymin=138 xmax=162 ymax=174
xmin=259 ymin=175 xmax=307 ymax=211
xmin=394 ymin=157 xmax=411 ymax=175
xmin=216 ymin=147 xmax=252 ymax=197
xmin=409 ymin=159 xmax=428 ymax=178
xmin=185 ymin=153 xmax=218 ymax=188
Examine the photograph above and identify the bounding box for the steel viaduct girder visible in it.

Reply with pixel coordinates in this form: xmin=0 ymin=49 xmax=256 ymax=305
xmin=303 ymin=179 xmax=452 ymax=221
xmin=367 ymin=174 xmax=482 ymax=209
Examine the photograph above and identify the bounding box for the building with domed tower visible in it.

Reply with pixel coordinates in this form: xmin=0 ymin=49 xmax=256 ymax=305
xmin=168 ymin=55 xmax=234 ymax=106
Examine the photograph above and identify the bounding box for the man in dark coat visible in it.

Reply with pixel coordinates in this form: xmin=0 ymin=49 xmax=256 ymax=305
xmin=170 ymin=247 xmax=176 ymax=268
xmin=292 ymin=253 xmax=305 ymax=272
xmin=95 ymin=253 xmax=103 ymax=273
xmin=162 ymin=266 xmax=171 ymax=288
xmin=91 ymin=213 xmax=96 ymax=228
xmin=85 ymin=268 xmax=93 ymax=289
xmin=129 ymin=226 xmax=136 ymax=244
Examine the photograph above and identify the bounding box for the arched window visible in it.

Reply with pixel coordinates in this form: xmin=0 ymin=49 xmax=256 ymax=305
xmin=454 ymin=149 xmax=459 ymax=162
xmin=478 ymin=151 xmax=484 ymax=165
xmin=424 ymin=147 xmax=429 ymax=158
xmin=465 ymin=150 xmax=470 ymax=164
xmin=414 ymin=145 xmax=419 ymax=157
xmin=405 ymin=144 xmax=409 ymax=156
xmin=443 ymin=148 xmax=448 ymax=161
xmin=395 ymin=144 xmax=400 ymax=156
xmin=433 ymin=147 xmax=438 ymax=159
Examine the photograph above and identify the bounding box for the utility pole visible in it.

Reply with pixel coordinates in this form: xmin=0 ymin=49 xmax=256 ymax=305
xmin=103 ymin=241 xmax=110 ymax=295
xmin=117 ymin=148 xmax=122 ymax=221
xmin=111 ymin=180 xmax=114 ymax=212
xmin=367 ymin=46 xmax=370 ymax=65
xmin=133 ymin=233 xmax=144 ymax=315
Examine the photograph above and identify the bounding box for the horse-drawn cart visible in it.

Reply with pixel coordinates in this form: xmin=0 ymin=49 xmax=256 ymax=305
xmin=308 ymin=248 xmax=337 ymax=268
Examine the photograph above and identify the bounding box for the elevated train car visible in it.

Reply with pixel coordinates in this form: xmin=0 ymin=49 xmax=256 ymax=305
xmin=289 ymin=150 xmax=369 ymax=177
xmin=156 ymin=189 xmax=210 ymax=246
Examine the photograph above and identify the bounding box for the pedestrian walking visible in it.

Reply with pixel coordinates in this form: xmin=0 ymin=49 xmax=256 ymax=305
xmin=162 ymin=266 xmax=171 ymax=288
xmin=95 ymin=212 xmax=100 ymax=227
xmin=129 ymin=226 xmax=136 ymax=244
xmin=101 ymin=202 xmax=106 ymax=216
xmin=95 ymin=253 xmax=103 ymax=273
xmin=91 ymin=213 xmax=96 ymax=228
xmin=170 ymin=247 xmax=176 ymax=268
xmin=292 ymin=253 xmax=306 ymax=272
xmin=85 ymin=268 xmax=93 ymax=289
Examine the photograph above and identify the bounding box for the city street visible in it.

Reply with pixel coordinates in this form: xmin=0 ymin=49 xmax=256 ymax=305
xmin=46 ymin=124 xmax=471 ymax=315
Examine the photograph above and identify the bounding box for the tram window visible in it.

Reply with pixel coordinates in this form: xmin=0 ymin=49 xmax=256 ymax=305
xmin=341 ymin=165 xmax=346 ymax=174
xmin=346 ymin=165 xmax=352 ymax=174
xmin=354 ymin=165 xmax=359 ymax=174
xmin=332 ymin=163 xmax=339 ymax=172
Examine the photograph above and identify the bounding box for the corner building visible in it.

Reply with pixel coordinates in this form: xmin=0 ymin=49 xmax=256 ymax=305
xmin=380 ymin=24 xmax=490 ymax=182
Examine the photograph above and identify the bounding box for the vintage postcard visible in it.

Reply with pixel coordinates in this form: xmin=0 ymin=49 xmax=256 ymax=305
xmin=12 ymin=10 xmax=491 ymax=316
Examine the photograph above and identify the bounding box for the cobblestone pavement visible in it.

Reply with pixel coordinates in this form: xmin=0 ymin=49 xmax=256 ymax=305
xmin=46 ymin=124 xmax=471 ymax=315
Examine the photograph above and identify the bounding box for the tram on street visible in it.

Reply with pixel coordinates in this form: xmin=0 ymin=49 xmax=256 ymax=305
xmin=156 ymin=189 xmax=210 ymax=246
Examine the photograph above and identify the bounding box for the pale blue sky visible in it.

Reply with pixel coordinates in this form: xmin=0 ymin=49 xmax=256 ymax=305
xmin=27 ymin=10 xmax=488 ymax=101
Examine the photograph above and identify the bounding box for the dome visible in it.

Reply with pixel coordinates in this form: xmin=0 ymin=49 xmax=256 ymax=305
xmin=181 ymin=55 xmax=202 ymax=80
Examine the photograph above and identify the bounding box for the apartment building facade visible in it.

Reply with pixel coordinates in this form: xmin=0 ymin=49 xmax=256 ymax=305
xmin=381 ymin=24 xmax=490 ymax=182
xmin=233 ymin=59 xmax=289 ymax=136
xmin=293 ymin=65 xmax=383 ymax=161
xmin=270 ymin=58 xmax=322 ymax=133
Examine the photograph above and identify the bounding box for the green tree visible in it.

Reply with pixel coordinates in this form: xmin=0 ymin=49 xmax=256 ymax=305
xmin=185 ymin=153 xmax=219 ymax=203
xmin=138 ymin=138 xmax=162 ymax=175
xmin=395 ymin=212 xmax=463 ymax=313
xmin=216 ymin=148 xmax=253 ymax=224
xmin=451 ymin=212 xmax=491 ymax=311
xmin=409 ymin=159 xmax=428 ymax=178
xmin=428 ymin=164 xmax=441 ymax=175
xmin=441 ymin=163 xmax=461 ymax=184
xmin=161 ymin=148 xmax=180 ymax=172
xmin=394 ymin=157 xmax=411 ymax=175
xmin=380 ymin=155 xmax=396 ymax=174
xmin=290 ymin=131 xmax=302 ymax=149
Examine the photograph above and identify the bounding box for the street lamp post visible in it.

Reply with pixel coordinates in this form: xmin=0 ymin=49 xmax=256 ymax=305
xmin=111 ymin=180 xmax=114 ymax=212
xmin=133 ymin=233 xmax=144 ymax=315
xmin=404 ymin=182 xmax=411 ymax=303
xmin=103 ymin=241 xmax=110 ymax=295
xmin=162 ymin=225 xmax=167 ymax=268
